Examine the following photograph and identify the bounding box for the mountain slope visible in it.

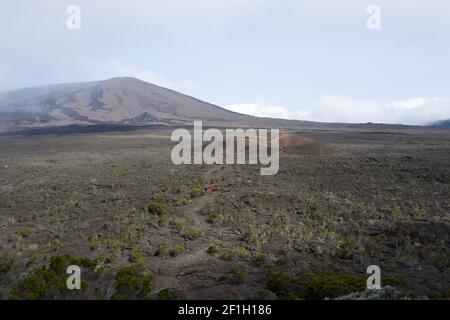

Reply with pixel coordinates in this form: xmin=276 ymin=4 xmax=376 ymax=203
xmin=431 ymin=119 xmax=450 ymax=128
xmin=0 ymin=77 xmax=251 ymax=127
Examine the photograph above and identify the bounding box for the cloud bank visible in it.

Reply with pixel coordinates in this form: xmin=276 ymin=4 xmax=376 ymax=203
xmin=224 ymin=96 xmax=450 ymax=125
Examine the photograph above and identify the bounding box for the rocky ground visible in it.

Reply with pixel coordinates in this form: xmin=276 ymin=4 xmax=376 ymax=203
xmin=0 ymin=125 xmax=449 ymax=300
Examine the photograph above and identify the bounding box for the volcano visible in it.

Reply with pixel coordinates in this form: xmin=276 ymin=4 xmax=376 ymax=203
xmin=0 ymin=77 xmax=253 ymax=128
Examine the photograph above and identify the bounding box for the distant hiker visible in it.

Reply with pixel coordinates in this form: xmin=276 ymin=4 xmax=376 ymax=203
xmin=203 ymin=184 xmax=216 ymax=193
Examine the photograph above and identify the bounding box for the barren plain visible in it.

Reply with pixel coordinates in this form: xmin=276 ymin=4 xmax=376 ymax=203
xmin=0 ymin=124 xmax=449 ymax=299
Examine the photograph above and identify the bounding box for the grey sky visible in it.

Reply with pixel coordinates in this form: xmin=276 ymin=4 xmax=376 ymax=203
xmin=1 ymin=0 xmax=449 ymax=124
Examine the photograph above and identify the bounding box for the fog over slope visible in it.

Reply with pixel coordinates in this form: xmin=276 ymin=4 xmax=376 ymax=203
xmin=0 ymin=77 xmax=252 ymax=127
xmin=1 ymin=77 xmax=447 ymax=132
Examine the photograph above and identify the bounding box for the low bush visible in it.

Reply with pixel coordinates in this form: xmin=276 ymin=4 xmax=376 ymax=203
xmin=147 ymin=201 xmax=168 ymax=217
xmin=129 ymin=248 xmax=147 ymax=265
xmin=0 ymin=255 xmax=13 ymax=274
xmin=10 ymin=255 xmax=95 ymax=300
xmin=207 ymin=245 xmax=219 ymax=255
xmin=259 ymin=288 xmax=277 ymax=300
xmin=220 ymin=249 xmax=235 ymax=261
xmin=190 ymin=185 xmax=204 ymax=198
xmin=335 ymin=286 xmax=406 ymax=300
xmin=155 ymin=244 xmax=167 ymax=257
xmin=427 ymin=288 xmax=450 ymax=300
xmin=170 ymin=217 xmax=186 ymax=232
xmin=265 ymin=270 xmax=366 ymax=300
xmin=185 ymin=228 xmax=203 ymax=240
xmin=158 ymin=288 xmax=186 ymax=300
xmin=175 ymin=196 xmax=188 ymax=206
xmin=111 ymin=266 xmax=153 ymax=300
xmin=207 ymin=211 xmax=219 ymax=224
xmin=230 ymin=266 xmax=247 ymax=284
xmin=170 ymin=243 xmax=186 ymax=257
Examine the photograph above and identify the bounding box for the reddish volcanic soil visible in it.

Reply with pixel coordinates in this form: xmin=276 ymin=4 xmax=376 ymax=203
xmin=225 ymin=133 xmax=338 ymax=155
xmin=277 ymin=133 xmax=338 ymax=155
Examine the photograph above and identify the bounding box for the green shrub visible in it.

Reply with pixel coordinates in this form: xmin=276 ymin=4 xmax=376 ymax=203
xmin=217 ymin=274 xmax=229 ymax=282
xmin=10 ymin=255 xmax=95 ymax=300
xmin=170 ymin=217 xmax=186 ymax=232
xmin=158 ymin=288 xmax=186 ymax=300
xmin=0 ymin=255 xmax=13 ymax=274
xmin=251 ymin=252 xmax=267 ymax=266
xmin=335 ymin=286 xmax=406 ymax=300
xmin=230 ymin=266 xmax=247 ymax=284
xmin=129 ymin=248 xmax=147 ymax=265
xmin=11 ymin=266 xmax=62 ymax=300
xmin=220 ymin=249 xmax=235 ymax=261
xmin=147 ymin=201 xmax=168 ymax=217
xmin=155 ymin=244 xmax=167 ymax=257
xmin=259 ymin=288 xmax=277 ymax=300
xmin=49 ymin=255 xmax=96 ymax=272
xmin=158 ymin=215 xmax=169 ymax=226
xmin=19 ymin=227 xmax=36 ymax=237
xmin=207 ymin=211 xmax=219 ymax=224
xmin=190 ymin=185 xmax=204 ymax=198
xmin=207 ymin=245 xmax=219 ymax=255
xmin=185 ymin=228 xmax=203 ymax=240
xmin=383 ymin=275 xmax=409 ymax=289
xmin=112 ymin=266 xmax=153 ymax=300
xmin=236 ymin=246 xmax=250 ymax=259
xmin=265 ymin=270 xmax=365 ymax=300
xmin=170 ymin=243 xmax=186 ymax=257
xmin=427 ymin=288 xmax=450 ymax=300
xmin=175 ymin=196 xmax=188 ymax=206
xmin=89 ymin=238 xmax=100 ymax=251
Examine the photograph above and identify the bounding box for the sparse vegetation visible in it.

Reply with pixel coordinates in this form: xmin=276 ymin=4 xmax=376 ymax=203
xmin=427 ymin=288 xmax=450 ymax=300
xmin=0 ymin=127 xmax=448 ymax=299
xmin=335 ymin=286 xmax=407 ymax=300
xmin=264 ymin=270 xmax=366 ymax=300
xmin=10 ymin=255 xmax=95 ymax=300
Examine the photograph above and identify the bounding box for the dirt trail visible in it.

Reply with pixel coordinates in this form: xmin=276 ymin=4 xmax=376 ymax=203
xmin=152 ymin=166 xmax=238 ymax=293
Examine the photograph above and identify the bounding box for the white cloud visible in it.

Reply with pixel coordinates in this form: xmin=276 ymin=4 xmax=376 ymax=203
xmin=107 ymin=58 xmax=196 ymax=95
xmin=224 ymin=103 xmax=312 ymax=120
xmin=390 ymin=97 xmax=427 ymax=109
xmin=225 ymin=103 xmax=289 ymax=119
xmin=224 ymin=96 xmax=450 ymax=125
xmin=315 ymin=96 xmax=450 ymax=124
